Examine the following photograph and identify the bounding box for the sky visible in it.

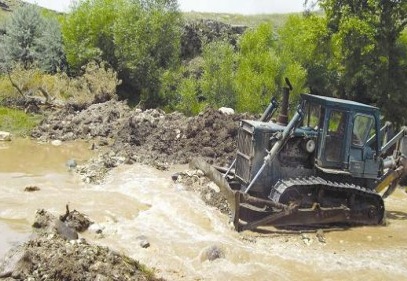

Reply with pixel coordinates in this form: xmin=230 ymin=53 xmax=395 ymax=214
xmin=22 ymin=0 xmax=309 ymax=15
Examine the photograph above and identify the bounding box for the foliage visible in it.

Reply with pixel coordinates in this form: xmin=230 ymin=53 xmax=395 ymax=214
xmin=113 ymin=0 xmax=181 ymax=107
xmin=164 ymin=22 xmax=309 ymax=116
xmin=183 ymin=11 xmax=297 ymax=28
xmin=175 ymin=76 xmax=205 ymax=115
xmin=277 ymin=14 xmax=337 ymax=96
xmin=0 ymin=61 xmax=120 ymax=107
xmin=61 ymin=0 xmax=182 ymax=107
xmin=234 ymin=23 xmax=307 ymax=113
xmin=61 ymin=0 xmax=119 ymax=71
xmin=0 ymin=5 xmax=66 ymax=73
xmin=317 ymin=0 xmax=407 ymax=125
xmin=34 ymin=18 xmax=67 ymax=73
xmin=66 ymin=61 xmax=121 ymax=105
xmin=160 ymin=63 xmax=206 ymax=115
xmin=200 ymin=41 xmax=236 ymax=108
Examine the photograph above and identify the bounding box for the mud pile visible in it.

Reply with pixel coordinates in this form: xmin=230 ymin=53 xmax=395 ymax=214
xmin=32 ymin=100 xmax=252 ymax=168
xmin=0 ymin=209 xmax=161 ymax=281
xmin=114 ymin=106 xmax=250 ymax=167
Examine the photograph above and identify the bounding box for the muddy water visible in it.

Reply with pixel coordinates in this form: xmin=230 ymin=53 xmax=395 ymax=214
xmin=1 ymin=139 xmax=407 ymax=280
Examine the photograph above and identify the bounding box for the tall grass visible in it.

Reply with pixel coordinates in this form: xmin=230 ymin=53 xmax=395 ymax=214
xmin=0 ymin=107 xmax=42 ymax=136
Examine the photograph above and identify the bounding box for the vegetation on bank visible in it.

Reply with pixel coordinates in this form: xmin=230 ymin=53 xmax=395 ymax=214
xmin=0 ymin=106 xmax=41 ymax=136
xmin=0 ymin=0 xmax=406 ymax=126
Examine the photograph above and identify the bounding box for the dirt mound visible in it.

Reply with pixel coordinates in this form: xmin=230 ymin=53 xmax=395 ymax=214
xmin=115 ymin=107 xmax=250 ymax=167
xmin=0 ymin=209 xmax=161 ymax=281
xmin=32 ymin=101 xmax=253 ymax=169
xmin=31 ymin=100 xmax=132 ymax=142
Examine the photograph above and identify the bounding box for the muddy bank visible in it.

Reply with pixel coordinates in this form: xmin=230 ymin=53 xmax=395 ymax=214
xmin=31 ymin=100 xmax=253 ymax=182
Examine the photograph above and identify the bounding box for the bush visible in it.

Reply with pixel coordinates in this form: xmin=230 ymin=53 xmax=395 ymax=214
xmin=66 ymin=61 xmax=121 ymax=105
xmin=0 ymin=5 xmax=66 ymax=74
xmin=61 ymin=0 xmax=182 ymax=107
xmin=200 ymin=41 xmax=236 ymax=108
xmin=0 ymin=61 xmax=120 ymax=108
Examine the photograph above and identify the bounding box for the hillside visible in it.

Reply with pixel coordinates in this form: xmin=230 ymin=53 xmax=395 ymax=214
xmin=0 ymin=0 xmax=298 ymax=28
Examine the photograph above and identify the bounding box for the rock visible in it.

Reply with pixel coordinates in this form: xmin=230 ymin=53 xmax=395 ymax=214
xmin=0 ymin=131 xmax=12 ymax=141
xmin=32 ymin=209 xmax=79 ymax=240
xmin=32 ymin=209 xmax=55 ymax=229
xmin=301 ymin=233 xmax=313 ymax=246
xmin=136 ymin=235 xmax=150 ymax=248
xmin=60 ymin=209 xmax=92 ymax=232
xmin=199 ymin=245 xmax=225 ymax=262
xmin=88 ymin=223 xmax=105 ymax=234
xmin=54 ymin=220 xmax=79 ymax=240
xmin=51 ymin=139 xmax=62 ymax=146
xmin=66 ymin=159 xmax=78 ymax=169
xmin=0 ymin=246 xmax=25 ymax=278
xmin=219 ymin=107 xmax=235 ymax=115
xmin=171 ymin=172 xmax=181 ymax=181
xmin=207 ymin=182 xmax=220 ymax=193
xmin=0 ymin=224 xmax=157 ymax=281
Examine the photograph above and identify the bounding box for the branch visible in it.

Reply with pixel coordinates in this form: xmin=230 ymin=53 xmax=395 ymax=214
xmin=7 ymin=71 xmax=25 ymax=98
xmin=38 ymin=86 xmax=53 ymax=104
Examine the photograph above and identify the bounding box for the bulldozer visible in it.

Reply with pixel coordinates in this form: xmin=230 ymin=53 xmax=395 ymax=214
xmin=192 ymin=80 xmax=407 ymax=232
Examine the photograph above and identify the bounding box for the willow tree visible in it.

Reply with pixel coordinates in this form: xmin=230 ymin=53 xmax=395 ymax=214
xmin=62 ymin=0 xmax=182 ymax=107
xmin=318 ymin=0 xmax=407 ymax=124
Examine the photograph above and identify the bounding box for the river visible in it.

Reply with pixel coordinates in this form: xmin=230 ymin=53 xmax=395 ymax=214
xmin=1 ymin=139 xmax=407 ymax=280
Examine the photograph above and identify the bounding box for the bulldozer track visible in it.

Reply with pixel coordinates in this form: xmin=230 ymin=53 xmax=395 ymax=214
xmin=269 ymin=176 xmax=385 ymax=225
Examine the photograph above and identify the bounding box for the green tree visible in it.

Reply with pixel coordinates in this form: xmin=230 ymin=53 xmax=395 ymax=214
xmin=318 ymin=0 xmax=407 ymax=124
xmin=113 ymin=0 xmax=181 ymax=107
xmin=61 ymin=0 xmax=119 ymax=72
xmin=235 ymin=23 xmax=307 ymax=113
xmin=200 ymin=41 xmax=236 ymax=108
xmin=278 ymin=14 xmax=337 ymax=96
xmin=0 ymin=5 xmax=66 ymax=73
xmin=34 ymin=18 xmax=67 ymax=73
xmin=62 ymin=0 xmax=182 ymax=107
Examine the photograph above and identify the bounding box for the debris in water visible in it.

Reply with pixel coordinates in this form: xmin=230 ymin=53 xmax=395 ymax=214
xmin=24 ymin=186 xmax=40 ymax=192
xmin=199 ymin=245 xmax=225 ymax=262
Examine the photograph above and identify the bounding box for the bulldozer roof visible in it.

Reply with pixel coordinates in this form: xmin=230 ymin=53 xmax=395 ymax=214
xmin=301 ymin=94 xmax=379 ymax=113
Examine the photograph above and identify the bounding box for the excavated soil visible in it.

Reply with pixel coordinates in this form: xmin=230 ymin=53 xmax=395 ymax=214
xmin=32 ymin=100 xmax=252 ymax=167
xmin=31 ymin=100 xmax=254 ymax=182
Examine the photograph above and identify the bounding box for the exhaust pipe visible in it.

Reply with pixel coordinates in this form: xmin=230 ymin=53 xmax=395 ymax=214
xmin=277 ymin=78 xmax=293 ymax=126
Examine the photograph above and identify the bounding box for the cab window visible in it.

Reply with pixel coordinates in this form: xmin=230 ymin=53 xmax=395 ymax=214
xmin=328 ymin=110 xmax=346 ymax=135
xmin=302 ymin=103 xmax=321 ymax=129
xmin=352 ymin=114 xmax=375 ymax=146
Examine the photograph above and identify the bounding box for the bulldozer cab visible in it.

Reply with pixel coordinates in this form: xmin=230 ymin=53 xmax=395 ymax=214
xmin=301 ymin=94 xmax=381 ymax=179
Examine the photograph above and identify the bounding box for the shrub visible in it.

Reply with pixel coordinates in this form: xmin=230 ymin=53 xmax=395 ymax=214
xmin=0 ymin=61 xmax=120 ymax=107
xmin=200 ymin=41 xmax=236 ymax=109
xmin=0 ymin=5 xmax=66 ymax=74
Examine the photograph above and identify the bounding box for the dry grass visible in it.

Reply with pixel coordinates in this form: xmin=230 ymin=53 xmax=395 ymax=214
xmin=183 ymin=11 xmax=300 ymax=28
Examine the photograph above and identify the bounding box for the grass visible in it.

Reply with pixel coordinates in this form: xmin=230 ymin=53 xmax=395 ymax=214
xmin=0 ymin=106 xmax=42 ymax=136
xmin=183 ymin=11 xmax=300 ymax=28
